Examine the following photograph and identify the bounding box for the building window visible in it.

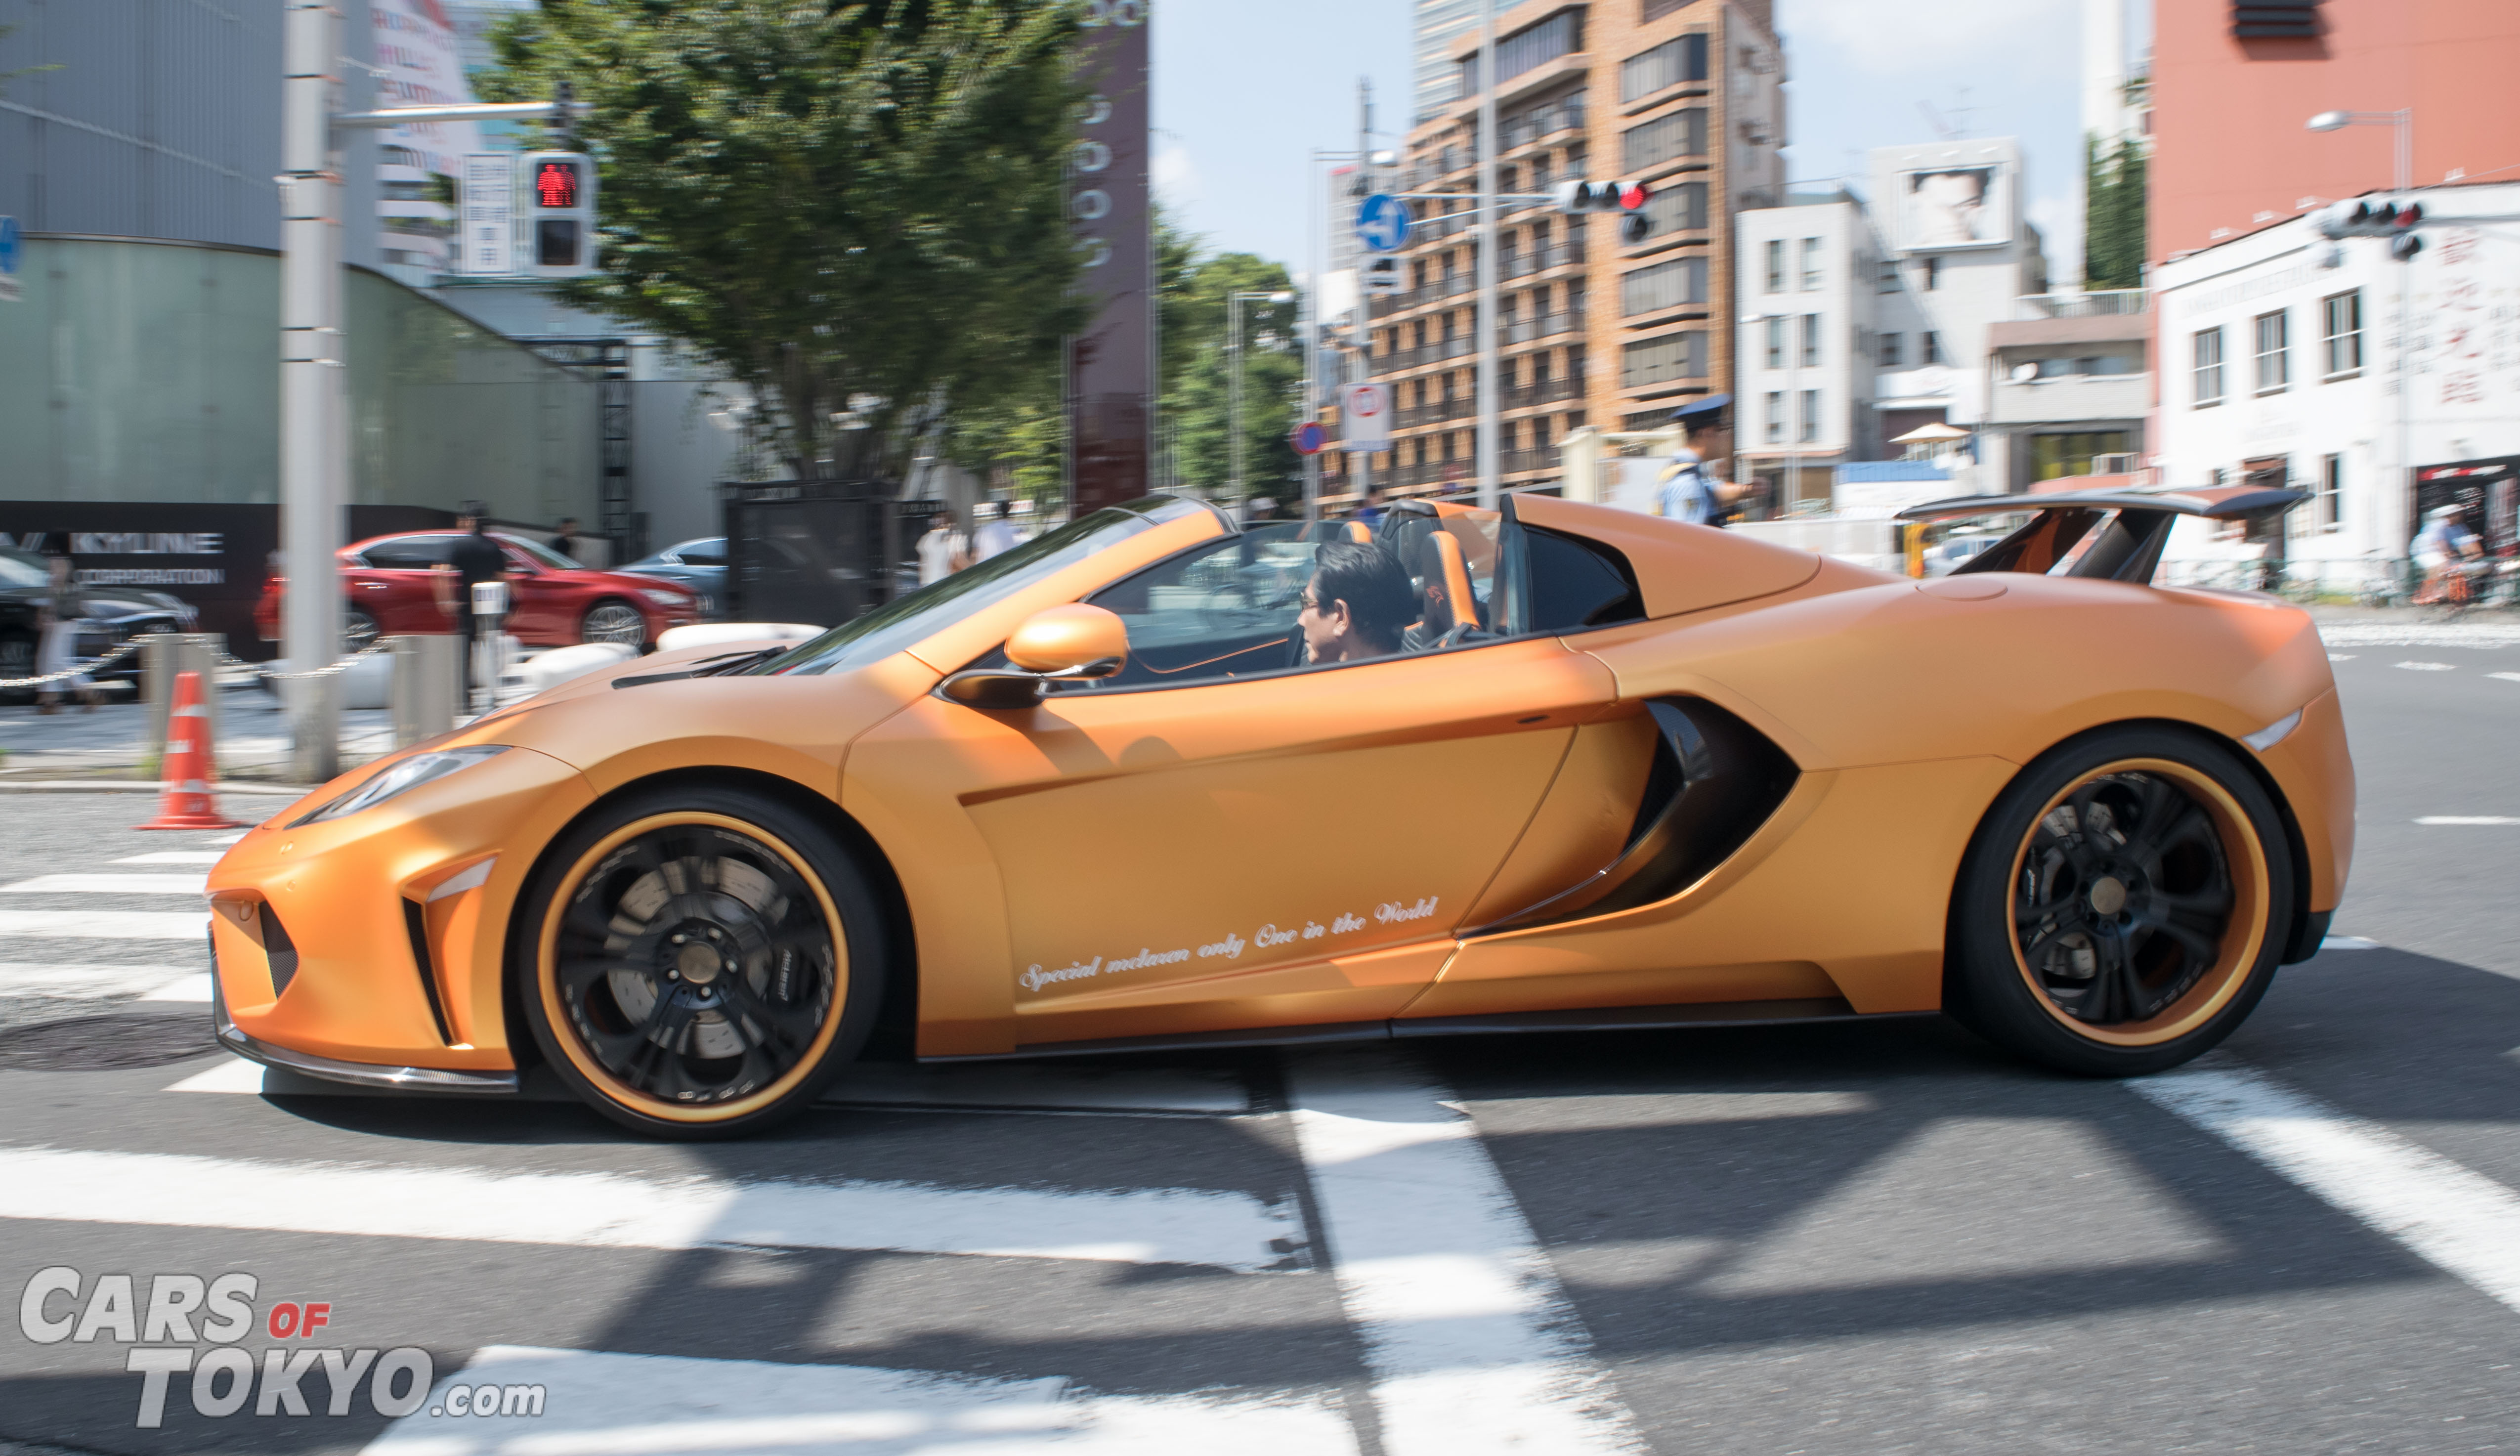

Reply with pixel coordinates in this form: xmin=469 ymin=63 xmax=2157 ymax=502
xmin=2322 ymin=291 xmax=2363 ymax=379
xmin=1763 ymin=316 xmax=1784 ymax=370
xmin=1763 ymin=391 xmax=1785 ymax=443
xmin=1620 ymin=107 xmax=1706 ymax=172
xmin=2254 ymin=309 xmax=2289 ymax=394
xmin=1798 ymin=389 xmax=1819 ymax=443
xmin=1619 ymin=31 xmax=1707 ymax=100
xmin=1922 ymin=331 xmax=1943 ymax=366
xmin=2032 ymin=431 xmax=2134 ymax=481
xmin=1619 ymin=254 xmax=1707 ymax=315
xmin=1879 ymin=333 xmax=1903 ymax=368
xmin=1633 ymin=182 xmax=1706 ymax=239
xmin=1799 ymin=314 xmax=1820 ymax=368
xmin=1641 ymin=0 xmax=1701 ymax=27
xmin=1799 ymin=237 xmax=1822 ymax=290
xmin=1878 ymin=259 xmax=1901 ymax=293
xmin=1763 ymin=239 xmax=1784 ymax=293
xmin=1922 ymin=257 xmax=1940 ymax=290
xmin=2193 ymin=327 xmax=2224 ymax=406
xmin=2319 ymin=453 xmax=2343 ymax=527
xmin=1460 ymin=11 xmax=1581 ymax=95
xmin=1621 ymin=330 xmax=1707 ymax=387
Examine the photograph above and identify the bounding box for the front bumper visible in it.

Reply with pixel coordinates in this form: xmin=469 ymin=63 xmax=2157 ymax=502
xmin=210 ymin=952 xmax=517 ymax=1093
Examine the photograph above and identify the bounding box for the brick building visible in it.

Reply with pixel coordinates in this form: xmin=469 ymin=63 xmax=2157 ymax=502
xmin=1324 ymin=0 xmax=1786 ymax=506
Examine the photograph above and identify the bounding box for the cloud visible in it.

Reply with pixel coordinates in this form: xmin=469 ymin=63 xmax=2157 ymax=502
xmin=1783 ymin=0 xmax=2076 ymax=76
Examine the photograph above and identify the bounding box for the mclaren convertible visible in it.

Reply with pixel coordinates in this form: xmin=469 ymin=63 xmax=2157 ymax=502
xmin=205 ymin=488 xmax=2354 ymax=1137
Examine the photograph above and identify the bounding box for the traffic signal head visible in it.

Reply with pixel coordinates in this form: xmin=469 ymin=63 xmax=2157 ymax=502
xmin=517 ymin=150 xmax=600 ymax=278
xmin=2391 ymin=231 xmax=2424 ymax=261
xmin=1554 ymin=179 xmax=1652 ymax=214
xmin=2314 ymin=195 xmax=2425 ymax=241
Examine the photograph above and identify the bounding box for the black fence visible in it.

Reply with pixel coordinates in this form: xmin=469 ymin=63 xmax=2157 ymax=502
xmin=721 ymin=482 xmax=900 ymax=627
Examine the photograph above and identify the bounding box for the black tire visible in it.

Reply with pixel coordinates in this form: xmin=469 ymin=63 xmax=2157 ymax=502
xmin=580 ymin=599 xmax=648 ymax=650
xmin=1947 ymin=724 xmax=2295 ymax=1077
xmin=344 ymin=608 xmax=382 ymax=653
xmin=516 ymin=784 xmax=885 ymax=1139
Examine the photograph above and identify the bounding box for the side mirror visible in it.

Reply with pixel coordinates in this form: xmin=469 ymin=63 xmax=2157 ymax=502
xmin=936 ymin=604 xmax=1128 ymax=709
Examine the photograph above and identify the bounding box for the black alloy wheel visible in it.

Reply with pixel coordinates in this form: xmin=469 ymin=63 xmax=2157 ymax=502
xmin=1948 ymin=725 xmax=2293 ymax=1077
xmin=520 ymin=787 xmax=885 ymax=1138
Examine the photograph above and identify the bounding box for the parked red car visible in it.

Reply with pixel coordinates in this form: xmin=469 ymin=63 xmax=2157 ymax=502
xmin=257 ymin=531 xmax=700 ymax=652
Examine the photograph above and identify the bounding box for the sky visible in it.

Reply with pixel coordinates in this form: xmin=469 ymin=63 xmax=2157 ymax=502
xmin=1153 ymin=0 xmax=2146 ymax=287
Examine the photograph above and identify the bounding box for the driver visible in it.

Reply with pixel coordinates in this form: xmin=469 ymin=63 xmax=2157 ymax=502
xmin=1298 ymin=540 xmax=1414 ymax=665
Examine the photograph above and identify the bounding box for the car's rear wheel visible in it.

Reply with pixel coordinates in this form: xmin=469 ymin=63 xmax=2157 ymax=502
xmin=1947 ymin=725 xmax=2293 ymax=1076
xmin=580 ymin=599 xmax=647 ymax=649
xmin=518 ymin=786 xmax=884 ymax=1138
xmin=343 ymin=607 xmax=381 ymax=654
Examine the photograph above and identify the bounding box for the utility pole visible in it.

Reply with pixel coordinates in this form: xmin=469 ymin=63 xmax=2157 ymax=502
xmin=1474 ymin=0 xmax=1500 ymax=510
xmin=1228 ymin=290 xmax=1293 ymax=506
xmin=279 ymin=0 xmax=579 ymax=780
xmin=1356 ymin=77 xmax=1373 ymax=510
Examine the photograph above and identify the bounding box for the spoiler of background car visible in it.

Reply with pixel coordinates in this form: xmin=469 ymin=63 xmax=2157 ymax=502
xmin=1890 ymin=486 xmax=2310 ymax=584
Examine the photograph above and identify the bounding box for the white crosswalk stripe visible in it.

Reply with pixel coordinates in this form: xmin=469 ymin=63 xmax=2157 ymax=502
xmin=0 ymin=962 xmax=202 ymax=998
xmin=0 ymin=910 xmax=209 ymax=939
xmin=0 ymin=1146 xmax=1301 ymax=1271
xmin=362 ymin=1345 xmax=1354 ymax=1455
xmin=113 ymin=851 xmax=228 ymax=865
xmin=1 ymin=872 xmax=209 ymax=895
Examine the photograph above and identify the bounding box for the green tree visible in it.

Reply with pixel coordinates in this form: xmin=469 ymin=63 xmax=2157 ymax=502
xmin=2085 ymin=133 xmax=2149 ymax=290
xmin=1164 ymin=250 xmax=1302 ymax=503
xmin=481 ymin=0 xmax=1089 ymax=485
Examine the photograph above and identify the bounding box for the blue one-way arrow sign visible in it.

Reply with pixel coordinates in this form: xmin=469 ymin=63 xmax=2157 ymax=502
xmin=1354 ymin=193 xmax=1410 ymax=254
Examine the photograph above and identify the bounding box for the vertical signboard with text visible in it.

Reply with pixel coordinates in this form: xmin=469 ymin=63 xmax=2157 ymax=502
xmin=1066 ymin=1 xmax=1154 ymax=516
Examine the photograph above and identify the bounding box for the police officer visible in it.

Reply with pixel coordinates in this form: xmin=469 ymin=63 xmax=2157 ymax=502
xmin=431 ymin=501 xmax=512 ymax=712
xmin=1656 ymin=393 xmax=1753 ymax=526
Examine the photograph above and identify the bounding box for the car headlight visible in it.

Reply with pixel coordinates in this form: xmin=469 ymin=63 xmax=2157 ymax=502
xmin=290 ymin=746 xmax=510 ymax=827
xmin=640 ymin=588 xmax=690 ymax=607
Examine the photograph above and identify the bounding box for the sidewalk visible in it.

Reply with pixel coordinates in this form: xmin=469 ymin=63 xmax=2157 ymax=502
xmin=0 ymin=682 xmax=397 ymax=784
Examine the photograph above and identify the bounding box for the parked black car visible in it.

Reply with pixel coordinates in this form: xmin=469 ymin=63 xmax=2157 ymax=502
xmin=617 ymin=536 xmax=727 ymax=620
xmin=0 ymin=545 xmax=198 ymax=701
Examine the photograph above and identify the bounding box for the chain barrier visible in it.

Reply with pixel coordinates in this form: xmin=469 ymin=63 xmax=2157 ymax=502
xmin=0 ymin=639 xmax=144 ymax=689
xmin=224 ymin=637 xmax=395 ymax=682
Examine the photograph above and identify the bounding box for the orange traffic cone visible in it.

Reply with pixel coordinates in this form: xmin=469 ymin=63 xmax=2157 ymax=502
xmin=139 ymin=669 xmax=240 ymax=830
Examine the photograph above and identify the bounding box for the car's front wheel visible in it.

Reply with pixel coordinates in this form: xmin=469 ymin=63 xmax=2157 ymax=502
xmin=1947 ymin=725 xmax=2295 ymax=1076
xmin=580 ymin=599 xmax=647 ymax=649
xmin=517 ymin=786 xmax=885 ymax=1138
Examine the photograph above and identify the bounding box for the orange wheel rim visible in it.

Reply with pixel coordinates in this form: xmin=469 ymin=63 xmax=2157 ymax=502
xmin=537 ymin=812 xmax=847 ymax=1123
xmin=2005 ymin=758 xmax=2270 ymax=1048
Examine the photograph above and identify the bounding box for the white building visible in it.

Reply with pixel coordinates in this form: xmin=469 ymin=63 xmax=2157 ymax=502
xmin=1866 ymin=139 xmax=2050 ymax=445
xmin=1734 ymin=190 xmax=1877 ymax=508
xmin=2153 ymin=180 xmax=2520 ymax=581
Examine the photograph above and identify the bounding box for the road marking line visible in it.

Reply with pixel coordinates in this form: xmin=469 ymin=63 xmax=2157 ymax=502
xmin=0 ymin=910 xmax=208 ymax=939
xmin=2393 ymin=661 xmax=2458 ymax=672
xmin=0 ymin=962 xmax=203 ymax=997
xmin=1287 ymin=1053 xmax=1641 ymax=1456
xmin=113 ymin=851 xmax=226 ymax=865
xmin=139 ymin=971 xmax=211 ymax=1002
xmin=818 ymin=1062 xmax=1252 ymax=1115
xmin=362 ymin=1345 xmax=1355 ymax=1455
xmin=2131 ymin=1064 xmax=2520 ymax=1317
xmin=0 ymin=1146 xmax=1299 ymax=1271
xmin=166 ymin=1057 xmax=269 ymax=1093
xmin=2328 ymin=653 xmax=2356 ymax=661
xmin=205 ymin=832 xmax=247 ymax=845
xmin=2319 ymin=935 xmax=2383 ymax=950
xmin=0 ymin=873 xmax=209 ymax=895
xmin=2415 ymin=816 xmax=2520 ymax=825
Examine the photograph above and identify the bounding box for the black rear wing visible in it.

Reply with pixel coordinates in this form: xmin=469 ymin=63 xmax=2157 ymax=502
xmin=1892 ymin=486 xmax=2308 ymax=583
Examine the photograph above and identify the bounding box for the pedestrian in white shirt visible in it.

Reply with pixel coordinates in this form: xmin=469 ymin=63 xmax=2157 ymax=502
xmin=915 ymin=510 xmax=970 ymax=586
xmin=970 ymin=501 xmax=1019 ymax=562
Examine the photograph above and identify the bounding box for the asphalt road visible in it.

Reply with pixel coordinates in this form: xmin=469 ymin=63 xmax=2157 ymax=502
xmin=0 ymin=626 xmax=2516 ymax=1455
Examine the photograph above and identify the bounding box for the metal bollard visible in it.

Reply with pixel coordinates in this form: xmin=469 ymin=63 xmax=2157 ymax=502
xmin=141 ymin=633 xmax=225 ymax=771
xmin=390 ymin=634 xmax=460 ymax=748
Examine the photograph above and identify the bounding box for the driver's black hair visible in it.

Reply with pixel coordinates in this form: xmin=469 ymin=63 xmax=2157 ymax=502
xmin=1309 ymin=540 xmax=1415 ymax=649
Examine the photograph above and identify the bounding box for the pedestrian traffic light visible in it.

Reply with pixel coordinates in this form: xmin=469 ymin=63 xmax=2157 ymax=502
xmin=517 ymin=150 xmax=600 ymax=278
xmin=2313 ymin=196 xmax=2423 ymax=241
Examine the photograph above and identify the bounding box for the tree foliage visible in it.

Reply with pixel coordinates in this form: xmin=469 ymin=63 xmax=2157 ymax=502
xmin=2085 ymin=133 xmax=2148 ymax=291
xmin=481 ymin=0 xmax=1090 ymax=484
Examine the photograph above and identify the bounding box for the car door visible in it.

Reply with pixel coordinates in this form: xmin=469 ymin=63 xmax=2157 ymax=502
xmin=847 ymin=518 xmax=1629 ymax=1054
xmin=493 ymin=539 xmax=561 ymax=640
xmin=348 ymin=535 xmax=456 ymax=634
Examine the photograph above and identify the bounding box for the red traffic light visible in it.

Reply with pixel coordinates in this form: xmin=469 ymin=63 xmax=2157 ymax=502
xmin=534 ymin=160 xmax=581 ymax=210
xmin=1617 ymin=181 xmax=1652 ymax=210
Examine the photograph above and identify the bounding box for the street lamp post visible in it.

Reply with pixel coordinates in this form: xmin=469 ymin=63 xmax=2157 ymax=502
xmin=2306 ymin=107 xmax=2416 ymax=561
xmin=1227 ymin=290 xmax=1295 ymax=508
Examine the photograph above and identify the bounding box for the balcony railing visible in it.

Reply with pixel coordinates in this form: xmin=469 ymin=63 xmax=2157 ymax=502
xmin=1502 ymin=447 xmax=1557 ymax=476
xmin=2015 ymin=289 xmax=2150 ymax=319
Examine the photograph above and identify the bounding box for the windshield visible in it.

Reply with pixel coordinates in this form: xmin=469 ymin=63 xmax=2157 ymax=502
xmin=748 ymin=496 xmax=1208 ymax=677
xmin=501 ymin=535 xmax=586 ymax=571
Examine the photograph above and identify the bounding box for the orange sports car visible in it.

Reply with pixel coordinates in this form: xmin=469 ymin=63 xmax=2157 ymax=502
xmin=205 ymin=487 xmax=2354 ymax=1138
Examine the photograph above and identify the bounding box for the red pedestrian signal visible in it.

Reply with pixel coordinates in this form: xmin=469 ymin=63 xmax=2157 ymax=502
xmin=535 ymin=161 xmax=580 ymax=210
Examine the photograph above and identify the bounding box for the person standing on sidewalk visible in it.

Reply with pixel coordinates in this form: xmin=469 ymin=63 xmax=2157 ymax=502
xmin=34 ymin=539 xmax=98 ymax=715
xmin=970 ymin=501 xmax=1019 ymax=563
xmin=915 ymin=510 xmax=970 ymax=587
xmin=431 ymin=502 xmax=512 ymax=712
xmin=1657 ymin=394 xmax=1752 ymax=525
